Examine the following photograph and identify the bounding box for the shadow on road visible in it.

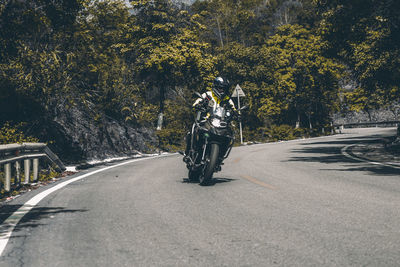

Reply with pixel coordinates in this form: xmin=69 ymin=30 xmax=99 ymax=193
xmin=181 ymin=177 xmax=236 ymax=186
xmin=288 ymin=134 xmax=400 ymax=176
xmin=0 ymin=205 xmax=87 ymax=237
xmin=209 ymin=177 xmax=236 ymax=185
xmin=300 ymin=135 xmax=384 ymax=146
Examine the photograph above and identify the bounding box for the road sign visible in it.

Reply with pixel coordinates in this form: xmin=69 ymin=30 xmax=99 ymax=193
xmin=232 ymin=84 xmax=245 ymax=97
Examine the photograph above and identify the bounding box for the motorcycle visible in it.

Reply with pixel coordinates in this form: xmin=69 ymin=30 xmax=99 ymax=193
xmin=183 ymin=92 xmax=245 ymax=185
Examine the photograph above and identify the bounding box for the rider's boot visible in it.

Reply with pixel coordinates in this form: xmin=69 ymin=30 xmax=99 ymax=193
xmin=183 ymin=154 xmax=190 ymax=163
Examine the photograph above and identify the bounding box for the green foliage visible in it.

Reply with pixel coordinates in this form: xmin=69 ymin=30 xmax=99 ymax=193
xmin=192 ymin=0 xmax=318 ymax=47
xmin=156 ymin=128 xmax=185 ymax=152
xmin=243 ymin=125 xmax=310 ymax=143
xmin=317 ymin=0 xmax=400 ymax=101
xmin=264 ymin=24 xmax=344 ymax=128
xmin=218 ymin=24 xmax=343 ymax=130
xmin=0 ymin=168 xmax=61 ymax=200
xmin=3 ymin=0 xmax=397 ymax=152
xmin=155 ymin=98 xmax=193 ymax=151
xmin=342 ymin=87 xmax=387 ymax=121
xmin=130 ymin=0 xmax=217 ymax=112
xmin=0 ymin=122 xmax=39 ymax=144
xmin=265 ymin=125 xmax=295 ymax=141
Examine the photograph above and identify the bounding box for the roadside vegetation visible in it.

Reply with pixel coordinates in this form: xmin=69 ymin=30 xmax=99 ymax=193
xmin=0 ymin=169 xmax=62 ymax=201
xmin=0 ymin=123 xmax=61 ymax=200
xmin=0 ymin=0 xmax=399 ymax=155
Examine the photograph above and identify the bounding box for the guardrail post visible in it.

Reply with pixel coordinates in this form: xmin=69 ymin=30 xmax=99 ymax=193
xmin=15 ymin=161 xmax=21 ymax=186
xmin=33 ymin=158 xmax=39 ymax=182
xmin=4 ymin=163 xmax=11 ymax=192
xmin=24 ymin=159 xmax=30 ymax=184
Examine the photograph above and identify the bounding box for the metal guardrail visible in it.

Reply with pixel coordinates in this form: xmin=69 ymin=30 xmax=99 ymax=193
xmin=333 ymin=121 xmax=400 ymax=130
xmin=0 ymin=143 xmax=66 ymax=193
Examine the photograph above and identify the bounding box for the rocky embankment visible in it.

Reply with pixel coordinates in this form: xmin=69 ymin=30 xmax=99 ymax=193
xmin=35 ymin=106 xmax=400 ymax=165
xmin=333 ymin=108 xmax=400 ymax=125
xmin=39 ymin=104 xmax=157 ymax=164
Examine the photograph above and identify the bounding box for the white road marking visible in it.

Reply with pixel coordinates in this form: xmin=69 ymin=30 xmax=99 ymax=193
xmin=341 ymin=145 xmax=400 ymax=169
xmin=0 ymin=154 xmax=174 ymax=256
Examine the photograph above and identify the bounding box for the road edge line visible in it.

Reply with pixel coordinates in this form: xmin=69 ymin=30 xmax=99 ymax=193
xmin=341 ymin=145 xmax=400 ymax=170
xmin=0 ymin=153 xmax=175 ymax=256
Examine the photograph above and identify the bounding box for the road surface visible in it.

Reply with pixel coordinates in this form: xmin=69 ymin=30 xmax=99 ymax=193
xmin=0 ymin=128 xmax=399 ymax=266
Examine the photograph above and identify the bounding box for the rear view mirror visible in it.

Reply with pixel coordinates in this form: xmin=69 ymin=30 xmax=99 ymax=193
xmin=239 ymin=105 xmax=248 ymax=111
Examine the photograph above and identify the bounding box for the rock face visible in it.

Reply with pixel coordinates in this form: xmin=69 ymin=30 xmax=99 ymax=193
xmin=42 ymin=104 xmax=157 ymax=164
xmin=333 ymin=109 xmax=400 ymax=125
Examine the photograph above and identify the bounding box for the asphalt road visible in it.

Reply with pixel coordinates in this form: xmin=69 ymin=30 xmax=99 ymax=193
xmin=1 ymin=128 xmax=399 ymax=266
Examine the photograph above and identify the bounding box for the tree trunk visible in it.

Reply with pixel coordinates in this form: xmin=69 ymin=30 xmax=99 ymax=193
xmin=157 ymin=86 xmax=165 ymax=130
xmin=295 ymin=113 xmax=300 ymax=128
xmin=284 ymin=7 xmax=289 ymax=24
xmin=365 ymin=108 xmax=372 ymax=122
xmin=216 ymin=17 xmax=224 ymax=48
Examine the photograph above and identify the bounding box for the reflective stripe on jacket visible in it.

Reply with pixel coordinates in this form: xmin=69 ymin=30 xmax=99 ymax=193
xmin=193 ymin=91 xmax=235 ymax=111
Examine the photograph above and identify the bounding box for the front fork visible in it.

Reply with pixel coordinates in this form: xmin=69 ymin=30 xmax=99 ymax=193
xmin=191 ymin=131 xmax=230 ymax=173
xmin=201 ymin=135 xmax=226 ymax=173
xmin=201 ymin=134 xmax=209 ymax=162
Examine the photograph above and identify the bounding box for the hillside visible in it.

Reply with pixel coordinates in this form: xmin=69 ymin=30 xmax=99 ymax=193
xmin=1 ymin=0 xmax=399 ymax=162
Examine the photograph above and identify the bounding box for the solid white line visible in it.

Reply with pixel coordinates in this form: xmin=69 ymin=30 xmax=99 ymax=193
xmin=0 ymin=154 xmax=174 ymax=256
xmin=341 ymin=145 xmax=400 ymax=169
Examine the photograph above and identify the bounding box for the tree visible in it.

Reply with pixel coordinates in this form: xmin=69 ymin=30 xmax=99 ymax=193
xmin=343 ymin=88 xmax=385 ymax=122
xmin=218 ymin=25 xmax=343 ymax=129
xmin=70 ymin=0 xmax=136 ymax=119
xmin=316 ymin=0 xmax=400 ymax=102
xmin=192 ymin=0 xmax=318 ymax=48
xmin=130 ymin=0 xmax=216 ymax=129
xmin=0 ymin=0 xmax=84 ymax=123
xmin=264 ymin=24 xmax=343 ymax=129
xmin=217 ymin=42 xmax=277 ymax=127
xmin=195 ymin=0 xmax=281 ymax=47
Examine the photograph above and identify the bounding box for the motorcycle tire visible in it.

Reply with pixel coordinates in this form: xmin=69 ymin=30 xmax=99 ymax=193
xmin=199 ymin=143 xmax=219 ymax=186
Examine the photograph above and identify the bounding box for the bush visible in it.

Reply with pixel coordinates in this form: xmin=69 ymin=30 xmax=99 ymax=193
xmin=265 ymin=125 xmax=295 ymax=141
xmin=242 ymin=127 xmax=265 ymax=143
xmin=0 ymin=168 xmax=61 ymax=200
xmin=0 ymin=122 xmax=39 ymax=144
xmin=293 ymin=127 xmax=307 ymax=138
xmin=242 ymin=125 xmax=330 ymax=143
xmin=156 ymin=127 xmax=185 ymax=152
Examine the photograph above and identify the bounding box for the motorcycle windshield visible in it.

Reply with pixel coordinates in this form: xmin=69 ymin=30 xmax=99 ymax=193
xmin=210 ymin=106 xmax=230 ymax=128
xmin=213 ymin=106 xmax=225 ymax=119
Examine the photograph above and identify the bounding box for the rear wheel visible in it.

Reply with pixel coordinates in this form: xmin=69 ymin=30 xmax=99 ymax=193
xmin=199 ymin=143 xmax=219 ymax=186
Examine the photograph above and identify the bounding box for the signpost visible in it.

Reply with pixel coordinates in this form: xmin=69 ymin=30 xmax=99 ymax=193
xmin=232 ymin=84 xmax=245 ymax=144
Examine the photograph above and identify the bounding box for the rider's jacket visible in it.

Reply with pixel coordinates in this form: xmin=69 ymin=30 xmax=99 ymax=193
xmin=193 ymin=91 xmax=235 ymax=111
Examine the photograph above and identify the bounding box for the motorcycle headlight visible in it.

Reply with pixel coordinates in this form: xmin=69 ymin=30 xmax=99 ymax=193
xmin=211 ymin=118 xmax=221 ymax=127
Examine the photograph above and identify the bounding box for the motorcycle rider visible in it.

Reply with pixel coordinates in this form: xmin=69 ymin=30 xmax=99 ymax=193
xmin=183 ymin=76 xmax=236 ymax=163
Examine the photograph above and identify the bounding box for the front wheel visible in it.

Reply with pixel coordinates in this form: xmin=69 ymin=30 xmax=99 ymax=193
xmin=188 ymin=169 xmax=200 ymax=182
xmin=199 ymin=143 xmax=219 ymax=186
